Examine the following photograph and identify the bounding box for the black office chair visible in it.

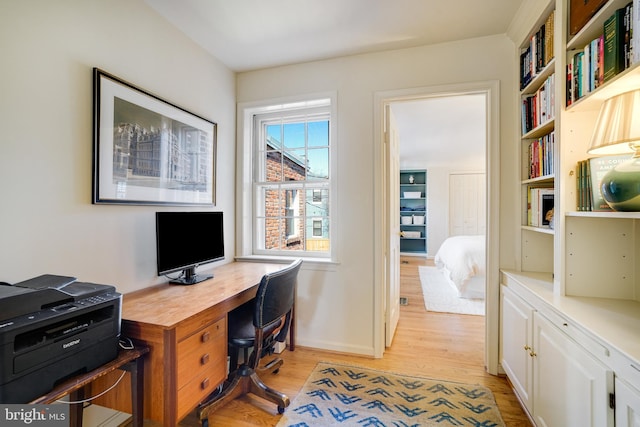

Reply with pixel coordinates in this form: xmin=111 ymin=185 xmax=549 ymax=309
xmin=198 ymin=259 xmax=302 ymax=426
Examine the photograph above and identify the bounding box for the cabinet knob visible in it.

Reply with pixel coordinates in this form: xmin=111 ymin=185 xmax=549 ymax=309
xmin=201 ymin=378 xmax=210 ymax=390
xmin=201 ymin=331 xmax=210 ymax=343
xmin=529 ymin=351 xmax=537 ymax=357
xmin=524 ymin=345 xmax=531 ymax=351
xmin=201 ymin=353 xmax=210 ymax=365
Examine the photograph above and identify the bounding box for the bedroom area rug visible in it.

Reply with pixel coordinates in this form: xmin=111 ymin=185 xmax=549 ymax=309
xmin=419 ymin=266 xmax=485 ymax=316
xmin=276 ymin=362 xmax=506 ymax=426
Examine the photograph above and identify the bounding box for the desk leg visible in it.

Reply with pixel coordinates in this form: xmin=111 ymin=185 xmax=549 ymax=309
xmin=126 ymin=357 xmax=145 ymax=427
xmin=69 ymin=388 xmax=84 ymax=427
xmin=289 ymin=305 xmax=295 ymax=351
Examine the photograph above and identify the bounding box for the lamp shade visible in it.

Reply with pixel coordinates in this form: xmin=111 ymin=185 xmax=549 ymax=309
xmin=588 ymin=89 xmax=640 ymax=155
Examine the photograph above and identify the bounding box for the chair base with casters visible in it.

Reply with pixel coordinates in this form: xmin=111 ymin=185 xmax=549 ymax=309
xmin=197 ymin=259 xmax=302 ymax=427
xmin=197 ymin=361 xmax=290 ymax=426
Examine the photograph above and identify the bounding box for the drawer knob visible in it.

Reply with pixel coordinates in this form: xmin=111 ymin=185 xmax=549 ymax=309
xmin=201 ymin=378 xmax=209 ymax=390
xmin=201 ymin=331 xmax=210 ymax=343
xmin=201 ymin=353 xmax=210 ymax=365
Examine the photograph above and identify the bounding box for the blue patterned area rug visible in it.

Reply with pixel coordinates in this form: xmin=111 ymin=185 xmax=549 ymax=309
xmin=276 ymin=362 xmax=505 ymax=427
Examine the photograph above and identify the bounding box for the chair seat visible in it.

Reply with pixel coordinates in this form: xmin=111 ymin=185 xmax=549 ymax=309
xmin=228 ymin=301 xmax=283 ymax=348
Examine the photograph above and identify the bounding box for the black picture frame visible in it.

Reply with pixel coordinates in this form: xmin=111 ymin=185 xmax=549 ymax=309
xmin=92 ymin=68 xmax=216 ymax=205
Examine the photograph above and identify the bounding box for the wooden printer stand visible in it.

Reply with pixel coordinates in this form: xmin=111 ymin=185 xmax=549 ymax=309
xmin=31 ymin=346 xmax=148 ymax=427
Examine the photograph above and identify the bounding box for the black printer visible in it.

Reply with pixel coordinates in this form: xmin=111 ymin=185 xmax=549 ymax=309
xmin=0 ymin=274 xmax=122 ymax=403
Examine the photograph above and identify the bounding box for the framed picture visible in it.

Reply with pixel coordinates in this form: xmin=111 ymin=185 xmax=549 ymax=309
xmin=92 ymin=68 xmax=216 ymax=205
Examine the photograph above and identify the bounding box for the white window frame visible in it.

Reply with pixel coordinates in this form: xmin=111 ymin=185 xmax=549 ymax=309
xmin=236 ymin=93 xmax=338 ymax=262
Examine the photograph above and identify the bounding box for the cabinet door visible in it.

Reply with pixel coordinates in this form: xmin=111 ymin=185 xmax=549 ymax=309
xmin=616 ymin=378 xmax=640 ymax=427
xmin=533 ymin=312 xmax=613 ymax=427
xmin=500 ymin=286 xmax=534 ymax=413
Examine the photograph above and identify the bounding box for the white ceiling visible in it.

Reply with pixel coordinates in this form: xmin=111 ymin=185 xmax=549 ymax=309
xmin=145 ymin=0 xmax=522 ymax=73
xmin=144 ymin=0 xmax=520 ymax=165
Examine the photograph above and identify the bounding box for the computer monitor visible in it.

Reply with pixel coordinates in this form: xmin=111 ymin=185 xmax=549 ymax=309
xmin=155 ymin=211 xmax=224 ymax=285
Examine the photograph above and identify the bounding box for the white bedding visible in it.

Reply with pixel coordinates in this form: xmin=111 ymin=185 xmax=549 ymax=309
xmin=434 ymin=235 xmax=486 ymax=299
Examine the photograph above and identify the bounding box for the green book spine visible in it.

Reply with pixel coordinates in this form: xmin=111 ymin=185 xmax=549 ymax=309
xmin=604 ymin=8 xmax=625 ymax=82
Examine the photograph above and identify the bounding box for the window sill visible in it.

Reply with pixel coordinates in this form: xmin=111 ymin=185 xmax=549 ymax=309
xmin=234 ymin=255 xmax=339 ymax=271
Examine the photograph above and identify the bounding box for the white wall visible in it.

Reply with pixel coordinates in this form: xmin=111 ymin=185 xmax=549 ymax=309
xmin=0 ymin=0 xmax=236 ymax=292
xmin=237 ymin=35 xmax=517 ymax=355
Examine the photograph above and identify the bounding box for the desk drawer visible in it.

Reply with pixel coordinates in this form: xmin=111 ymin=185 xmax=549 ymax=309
xmin=177 ymin=317 xmax=226 ymax=392
xmin=177 ymin=368 xmax=221 ymax=420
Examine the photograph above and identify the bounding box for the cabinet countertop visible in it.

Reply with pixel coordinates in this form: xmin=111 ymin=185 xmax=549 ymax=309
xmin=501 ymin=269 xmax=640 ymax=367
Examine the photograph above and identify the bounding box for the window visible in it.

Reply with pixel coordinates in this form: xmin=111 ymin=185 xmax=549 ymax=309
xmin=252 ymin=99 xmax=332 ymax=257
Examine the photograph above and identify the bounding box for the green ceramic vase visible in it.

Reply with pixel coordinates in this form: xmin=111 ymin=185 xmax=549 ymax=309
xmin=601 ymin=157 xmax=640 ymax=211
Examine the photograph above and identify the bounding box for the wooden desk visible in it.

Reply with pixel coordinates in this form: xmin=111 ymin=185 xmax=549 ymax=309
xmin=107 ymin=262 xmax=284 ymax=426
xmin=31 ymin=347 xmax=148 ymax=427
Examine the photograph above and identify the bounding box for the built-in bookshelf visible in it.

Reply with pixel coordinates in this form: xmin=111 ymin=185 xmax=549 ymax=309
xmin=516 ymin=0 xmax=640 ymax=292
xmin=505 ymin=4 xmax=640 ymax=424
xmin=561 ymin=0 xmax=640 ymax=302
xmin=519 ymin=2 xmax=557 ymax=276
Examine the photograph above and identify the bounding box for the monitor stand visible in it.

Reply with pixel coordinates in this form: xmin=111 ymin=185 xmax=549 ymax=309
xmin=169 ymin=267 xmax=213 ymax=285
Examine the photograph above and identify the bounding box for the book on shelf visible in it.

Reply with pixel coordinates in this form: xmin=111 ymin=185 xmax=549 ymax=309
xmin=624 ymin=2 xmax=633 ymax=68
xmin=521 ymin=74 xmax=555 ymax=134
xmin=572 ymin=51 xmax=584 ymax=102
xmin=528 ymin=186 xmax=554 ymax=227
xmin=520 ymin=9 xmax=555 ymax=90
xmin=634 ymin=0 xmax=640 ymax=64
xmin=566 ymin=61 xmax=573 ymax=106
xmin=571 ymin=36 xmax=604 ymax=97
xmin=576 ymin=159 xmax=593 ymax=211
xmin=566 ymin=3 xmax=634 ymax=106
xmin=604 ymin=6 xmax=627 ymax=82
xmin=527 ymin=131 xmax=555 ymax=179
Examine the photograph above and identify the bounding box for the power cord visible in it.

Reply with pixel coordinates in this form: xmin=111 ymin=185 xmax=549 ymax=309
xmin=119 ymin=337 xmax=134 ymax=350
xmin=56 ymin=371 xmax=127 ymax=404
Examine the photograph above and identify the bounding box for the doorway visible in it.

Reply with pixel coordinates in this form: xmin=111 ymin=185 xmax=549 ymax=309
xmin=373 ymin=81 xmax=501 ymax=374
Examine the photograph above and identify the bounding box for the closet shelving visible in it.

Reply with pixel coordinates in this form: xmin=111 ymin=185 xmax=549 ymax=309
xmin=399 ymin=170 xmax=427 ymax=256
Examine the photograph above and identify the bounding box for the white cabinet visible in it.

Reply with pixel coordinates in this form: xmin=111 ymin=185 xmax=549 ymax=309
xmin=501 ymin=284 xmax=614 ymax=427
xmin=501 ymin=286 xmax=534 ymax=413
xmin=532 ymin=312 xmax=613 ymax=427
xmin=616 ymin=379 xmax=640 ymax=427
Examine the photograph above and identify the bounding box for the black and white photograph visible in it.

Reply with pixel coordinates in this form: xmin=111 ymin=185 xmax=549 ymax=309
xmin=93 ymin=68 xmax=216 ymax=205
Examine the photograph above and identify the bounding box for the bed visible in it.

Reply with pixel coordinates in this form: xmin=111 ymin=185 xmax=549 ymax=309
xmin=434 ymin=235 xmax=486 ymax=300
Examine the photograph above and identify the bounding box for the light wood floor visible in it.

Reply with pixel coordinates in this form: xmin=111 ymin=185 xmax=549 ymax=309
xmin=176 ymin=256 xmax=532 ymax=426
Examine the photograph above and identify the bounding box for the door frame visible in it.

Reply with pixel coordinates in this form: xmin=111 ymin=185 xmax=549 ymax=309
xmin=372 ymin=81 xmax=501 ymax=374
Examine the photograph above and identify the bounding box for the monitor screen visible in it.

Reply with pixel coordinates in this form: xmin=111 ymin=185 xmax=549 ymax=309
xmin=156 ymin=211 xmax=224 ymax=285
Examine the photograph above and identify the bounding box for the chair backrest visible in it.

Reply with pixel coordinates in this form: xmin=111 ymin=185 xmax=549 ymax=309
xmin=253 ymin=259 xmax=302 ymax=330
